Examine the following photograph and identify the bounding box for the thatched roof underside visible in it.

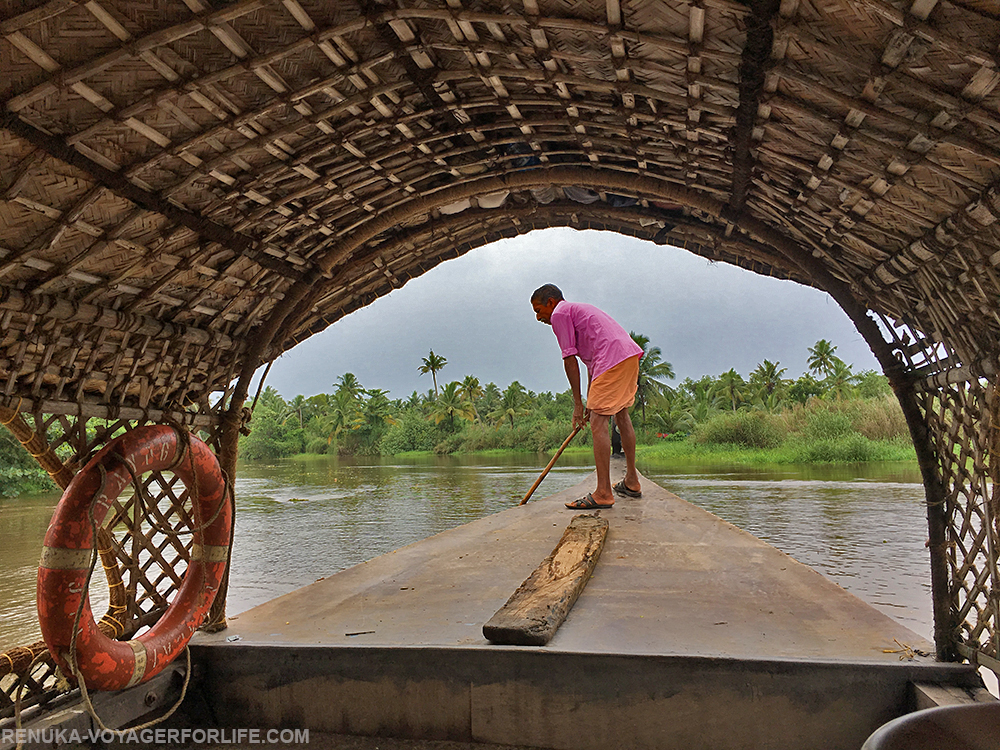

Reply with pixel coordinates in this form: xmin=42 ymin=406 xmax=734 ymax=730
xmin=2 ymin=0 xmax=999 ymax=416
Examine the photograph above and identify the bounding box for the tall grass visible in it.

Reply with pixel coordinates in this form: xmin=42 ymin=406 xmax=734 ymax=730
xmin=432 ymin=420 xmax=592 ymax=454
xmin=425 ymin=395 xmax=916 ymax=466
xmin=849 ymin=396 xmax=910 ymax=441
xmin=789 ymin=433 xmax=913 ymax=463
xmin=644 ymin=396 xmax=915 ymax=465
xmin=693 ymin=411 xmax=785 ymax=449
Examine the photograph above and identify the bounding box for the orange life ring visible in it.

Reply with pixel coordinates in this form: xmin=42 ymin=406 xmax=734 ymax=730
xmin=37 ymin=425 xmax=232 ymax=691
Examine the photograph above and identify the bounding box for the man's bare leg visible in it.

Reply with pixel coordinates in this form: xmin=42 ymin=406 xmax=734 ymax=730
xmin=589 ymin=412 xmax=615 ymax=506
xmin=614 ymin=408 xmax=640 ymax=493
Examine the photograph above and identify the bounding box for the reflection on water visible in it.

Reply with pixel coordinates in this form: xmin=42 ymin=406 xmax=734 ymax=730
xmin=0 ymin=453 xmax=931 ymax=649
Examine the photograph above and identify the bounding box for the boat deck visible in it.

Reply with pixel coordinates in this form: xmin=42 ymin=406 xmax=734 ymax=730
xmin=200 ymin=461 xmax=929 ymax=661
xmin=187 ymin=462 xmax=977 ymax=750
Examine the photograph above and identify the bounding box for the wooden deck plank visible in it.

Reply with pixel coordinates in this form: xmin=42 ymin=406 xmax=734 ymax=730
xmin=483 ymin=513 xmax=608 ymax=646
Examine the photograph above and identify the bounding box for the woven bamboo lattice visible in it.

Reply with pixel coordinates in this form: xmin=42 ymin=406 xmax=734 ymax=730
xmin=0 ymin=0 xmax=999 ymax=710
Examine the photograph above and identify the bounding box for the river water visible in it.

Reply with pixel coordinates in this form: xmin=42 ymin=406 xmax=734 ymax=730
xmin=0 ymin=454 xmax=933 ymax=651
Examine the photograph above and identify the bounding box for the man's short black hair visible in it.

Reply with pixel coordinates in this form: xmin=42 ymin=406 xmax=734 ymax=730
xmin=531 ymin=284 xmax=564 ymax=303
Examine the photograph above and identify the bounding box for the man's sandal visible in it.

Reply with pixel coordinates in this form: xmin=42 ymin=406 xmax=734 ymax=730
xmin=613 ymin=480 xmax=642 ymax=498
xmin=565 ymin=493 xmax=614 ymax=509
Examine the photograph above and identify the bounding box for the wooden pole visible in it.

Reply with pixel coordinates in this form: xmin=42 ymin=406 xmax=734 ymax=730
xmin=520 ymin=423 xmax=583 ymax=505
xmin=892 ymin=376 xmax=955 ymax=661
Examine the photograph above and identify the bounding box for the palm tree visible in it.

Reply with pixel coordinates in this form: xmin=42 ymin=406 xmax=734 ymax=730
xmin=256 ymin=385 xmax=286 ymax=411
xmin=429 ymin=382 xmax=477 ymax=430
xmin=649 ymin=392 xmax=696 ymax=434
xmin=418 ymin=350 xmax=447 ymax=398
xmin=356 ymin=388 xmax=397 ymax=448
xmin=715 ymin=369 xmax=747 ymax=411
xmin=279 ymin=394 xmax=309 ymax=428
xmin=490 ymin=381 xmax=531 ymax=428
xmin=807 ymin=340 xmax=840 ymax=378
xmin=629 ymin=332 xmax=675 ymax=425
xmin=458 ymin=375 xmax=483 ymax=419
xmin=825 ymin=359 xmax=859 ymax=399
xmin=305 ymin=393 xmax=329 ymax=412
xmin=752 ymin=390 xmax=786 ymax=414
xmin=749 ymin=360 xmax=788 ymax=400
xmin=681 ymin=376 xmax=721 ymax=422
xmin=335 ymin=372 xmax=364 ymax=400
xmin=360 ymin=389 xmax=396 ymax=426
xmin=479 ymin=382 xmax=501 ymax=419
xmin=318 ymin=389 xmax=362 ymax=449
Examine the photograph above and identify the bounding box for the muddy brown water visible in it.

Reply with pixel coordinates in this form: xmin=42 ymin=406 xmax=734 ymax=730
xmin=0 ymin=454 xmax=931 ymax=651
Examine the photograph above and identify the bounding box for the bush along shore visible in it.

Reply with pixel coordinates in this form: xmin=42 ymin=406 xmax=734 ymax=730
xmin=237 ymin=339 xmax=916 ymax=468
xmin=0 ymin=430 xmax=56 ymax=497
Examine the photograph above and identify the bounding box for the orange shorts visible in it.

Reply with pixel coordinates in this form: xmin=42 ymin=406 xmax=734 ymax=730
xmin=586 ymin=355 xmax=640 ymax=416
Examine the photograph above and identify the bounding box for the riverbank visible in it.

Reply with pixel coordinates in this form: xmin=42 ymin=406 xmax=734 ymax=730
xmin=311 ymin=435 xmax=918 ymax=470
xmin=0 ymin=431 xmax=917 ymax=499
xmin=0 ymin=432 xmax=56 ymax=497
xmin=637 ymin=434 xmax=916 ymax=466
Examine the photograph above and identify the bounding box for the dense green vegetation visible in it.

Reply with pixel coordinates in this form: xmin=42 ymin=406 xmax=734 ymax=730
xmin=238 ymin=338 xmax=916 ymax=467
xmin=0 ymin=338 xmax=917 ymax=497
xmin=0 ymin=430 xmax=55 ymax=497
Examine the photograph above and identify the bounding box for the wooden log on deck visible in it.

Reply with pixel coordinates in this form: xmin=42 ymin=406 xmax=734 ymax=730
xmin=483 ymin=513 xmax=608 ymax=646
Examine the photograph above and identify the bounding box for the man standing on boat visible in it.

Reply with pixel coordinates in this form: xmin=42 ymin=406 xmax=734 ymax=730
xmin=530 ymin=284 xmax=643 ymax=509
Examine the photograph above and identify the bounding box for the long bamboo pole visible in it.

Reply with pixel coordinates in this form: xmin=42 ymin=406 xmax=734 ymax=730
xmin=520 ymin=423 xmax=583 ymax=506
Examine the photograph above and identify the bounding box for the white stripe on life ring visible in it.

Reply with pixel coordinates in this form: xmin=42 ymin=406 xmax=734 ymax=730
xmin=190 ymin=544 xmax=229 ymax=563
xmin=124 ymin=640 xmax=147 ymax=688
xmin=39 ymin=547 xmax=93 ymax=570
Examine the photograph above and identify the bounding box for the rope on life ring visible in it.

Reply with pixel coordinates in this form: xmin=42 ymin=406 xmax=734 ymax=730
xmin=37 ymin=424 xmax=233 ymax=692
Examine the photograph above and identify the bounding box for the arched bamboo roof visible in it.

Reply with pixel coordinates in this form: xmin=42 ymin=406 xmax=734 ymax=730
xmin=1 ymin=0 xmax=998 ymax=416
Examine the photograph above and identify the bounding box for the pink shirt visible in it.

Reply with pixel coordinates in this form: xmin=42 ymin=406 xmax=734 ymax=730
xmin=550 ymin=301 xmax=643 ymax=380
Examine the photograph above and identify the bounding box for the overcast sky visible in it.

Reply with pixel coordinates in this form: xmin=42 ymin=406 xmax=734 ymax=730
xmin=254 ymin=227 xmax=881 ymax=400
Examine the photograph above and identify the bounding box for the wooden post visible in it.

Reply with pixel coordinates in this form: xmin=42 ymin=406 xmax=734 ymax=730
xmin=893 ymin=378 xmax=955 ymax=661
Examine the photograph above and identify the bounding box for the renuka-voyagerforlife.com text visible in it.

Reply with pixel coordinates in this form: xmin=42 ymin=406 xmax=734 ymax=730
xmin=2 ymin=727 xmax=310 ymax=746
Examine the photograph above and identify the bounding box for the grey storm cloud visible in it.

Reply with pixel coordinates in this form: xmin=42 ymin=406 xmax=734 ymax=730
xmin=258 ymin=228 xmax=879 ymax=400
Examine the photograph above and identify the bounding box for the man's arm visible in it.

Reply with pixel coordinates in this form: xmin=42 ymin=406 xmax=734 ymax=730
xmin=564 ymin=356 xmax=587 ymax=428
